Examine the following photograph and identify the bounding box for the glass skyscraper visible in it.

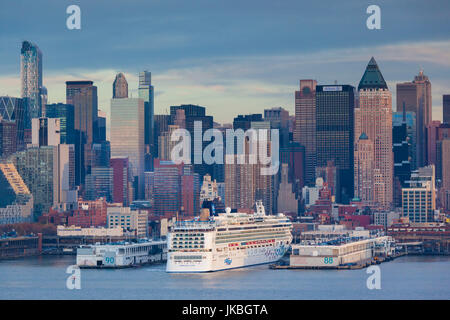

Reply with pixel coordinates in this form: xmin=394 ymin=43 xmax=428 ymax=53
xmin=110 ymin=98 xmax=145 ymax=199
xmin=139 ymin=71 xmax=155 ymax=166
xmin=316 ymin=84 xmax=355 ymax=204
xmin=21 ymin=41 xmax=43 ymax=129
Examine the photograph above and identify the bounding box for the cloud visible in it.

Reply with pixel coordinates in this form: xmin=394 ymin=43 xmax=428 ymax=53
xmin=1 ymin=40 xmax=449 ymax=134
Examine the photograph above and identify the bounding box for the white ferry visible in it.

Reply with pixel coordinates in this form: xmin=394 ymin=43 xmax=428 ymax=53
xmin=76 ymin=239 xmax=166 ymax=268
xmin=166 ymin=201 xmax=293 ymax=273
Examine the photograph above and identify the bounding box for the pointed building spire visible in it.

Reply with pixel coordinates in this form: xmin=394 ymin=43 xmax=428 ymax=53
xmin=358 ymin=57 xmax=388 ymax=91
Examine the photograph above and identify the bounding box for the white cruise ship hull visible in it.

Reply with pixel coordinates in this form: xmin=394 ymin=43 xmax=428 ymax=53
xmin=166 ymin=244 xmax=288 ymax=273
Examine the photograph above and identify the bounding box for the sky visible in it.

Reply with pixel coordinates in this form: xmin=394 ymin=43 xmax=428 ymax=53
xmin=1 ymin=0 xmax=449 ymax=131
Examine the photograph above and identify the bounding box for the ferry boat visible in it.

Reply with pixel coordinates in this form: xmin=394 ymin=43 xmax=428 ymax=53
xmin=76 ymin=239 xmax=166 ymax=268
xmin=166 ymin=201 xmax=293 ymax=273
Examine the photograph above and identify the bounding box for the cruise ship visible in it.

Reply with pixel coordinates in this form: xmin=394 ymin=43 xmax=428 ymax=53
xmin=76 ymin=239 xmax=166 ymax=268
xmin=166 ymin=201 xmax=293 ymax=273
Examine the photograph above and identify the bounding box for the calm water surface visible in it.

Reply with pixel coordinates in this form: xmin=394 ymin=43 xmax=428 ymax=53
xmin=0 ymin=255 xmax=449 ymax=299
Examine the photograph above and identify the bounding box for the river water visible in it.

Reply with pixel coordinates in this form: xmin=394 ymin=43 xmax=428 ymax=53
xmin=0 ymin=255 xmax=449 ymax=299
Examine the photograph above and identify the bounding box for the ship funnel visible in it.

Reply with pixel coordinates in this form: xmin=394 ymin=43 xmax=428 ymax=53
xmin=200 ymin=208 xmax=210 ymax=221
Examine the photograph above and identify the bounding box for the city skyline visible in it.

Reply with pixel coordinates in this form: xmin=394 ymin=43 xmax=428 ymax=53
xmin=0 ymin=1 xmax=449 ymax=128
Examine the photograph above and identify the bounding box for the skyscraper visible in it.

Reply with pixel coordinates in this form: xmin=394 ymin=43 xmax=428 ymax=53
xmin=66 ymin=81 xmax=99 ymax=186
xmin=0 ymin=162 xmax=33 ymax=225
xmin=170 ymin=104 xmax=214 ymax=179
xmin=443 ymin=94 xmax=450 ymax=124
xmin=111 ymin=158 xmax=131 ymax=206
xmin=110 ymin=98 xmax=145 ymax=199
xmin=153 ymin=114 xmax=171 ymax=159
xmin=21 ymin=41 xmax=43 ymax=130
xmin=31 ymin=117 xmax=60 ymax=147
xmin=113 ymin=73 xmax=128 ymax=98
xmin=392 ymin=106 xmax=412 ymax=208
xmin=354 ymin=133 xmax=374 ymax=206
xmin=0 ymin=97 xmax=26 ymax=151
xmin=0 ymin=117 xmax=17 ymax=159
xmin=45 ymin=103 xmax=76 ymax=145
xmin=264 ymin=107 xmax=290 ymax=151
xmin=397 ymin=70 xmax=432 ymax=168
xmin=316 ymin=84 xmax=355 ymax=204
xmin=139 ymin=71 xmax=155 ymax=166
xmin=294 ymin=80 xmax=317 ymax=186
xmin=402 ymin=165 xmax=436 ymax=223
xmin=356 ymin=57 xmax=393 ymax=209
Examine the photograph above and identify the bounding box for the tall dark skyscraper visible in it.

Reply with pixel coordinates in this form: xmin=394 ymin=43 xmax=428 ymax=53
xmin=444 ymin=94 xmax=450 ymax=124
xmin=0 ymin=96 xmax=25 ymax=151
xmin=170 ymin=104 xmax=213 ymax=179
xmin=66 ymin=81 xmax=99 ymax=185
xmin=397 ymin=70 xmax=432 ymax=168
xmin=139 ymin=71 xmax=155 ymax=168
xmin=316 ymin=84 xmax=355 ymax=204
xmin=294 ymin=80 xmax=317 ymax=186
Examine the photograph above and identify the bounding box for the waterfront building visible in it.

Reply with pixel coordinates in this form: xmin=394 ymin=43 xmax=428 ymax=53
xmin=316 ymin=84 xmax=355 ymax=204
xmin=280 ymin=142 xmax=305 ymax=193
xmin=0 ymin=162 xmax=33 ymax=225
xmin=356 ymin=57 xmax=393 ymax=209
xmin=402 ymin=165 xmax=436 ymax=223
xmin=110 ymin=98 xmax=145 ymax=199
xmin=397 ymin=70 xmax=432 ymax=168
xmin=294 ymin=80 xmax=317 ymax=186
xmin=107 ymin=206 xmax=148 ymax=237
xmin=113 ymin=73 xmax=128 ymax=99
xmin=264 ymin=107 xmax=290 ymax=150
